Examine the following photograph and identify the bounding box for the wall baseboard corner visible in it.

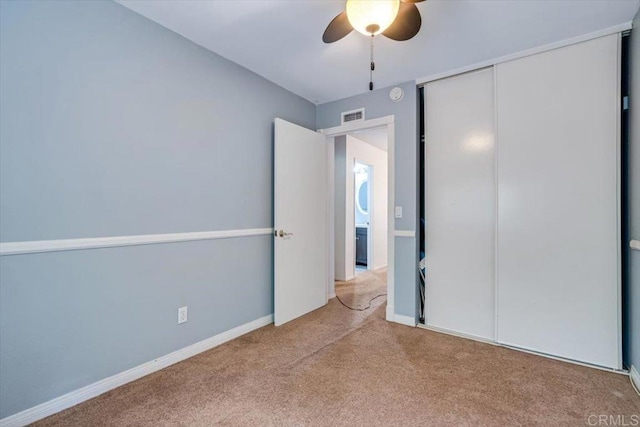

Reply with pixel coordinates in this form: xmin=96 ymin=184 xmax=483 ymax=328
xmin=329 ymin=293 xmax=336 ymax=299
xmin=385 ymin=306 xmax=415 ymax=327
xmin=392 ymin=313 xmax=417 ymax=327
xmin=0 ymin=314 xmax=273 ymax=427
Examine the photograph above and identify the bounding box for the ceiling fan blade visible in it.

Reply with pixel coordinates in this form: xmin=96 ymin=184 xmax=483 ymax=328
xmin=382 ymin=2 xmax=421 ymax=41
xmin=322 ymin=11 xmax=354 ymax=43
xmin=400 ymin=0 xmax=425 ymax=3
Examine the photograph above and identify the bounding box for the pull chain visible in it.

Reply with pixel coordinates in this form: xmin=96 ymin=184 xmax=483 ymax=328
xmin=369 ymin=34 xmax=375 ymax=91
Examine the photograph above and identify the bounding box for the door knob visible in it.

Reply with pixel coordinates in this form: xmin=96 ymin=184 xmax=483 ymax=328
xmin=278 ymin=230 xmax=294 ymax=238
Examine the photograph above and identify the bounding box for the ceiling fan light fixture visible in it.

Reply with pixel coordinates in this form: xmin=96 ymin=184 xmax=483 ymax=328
xmin=345 ymin=0 xmax=400 ymax=36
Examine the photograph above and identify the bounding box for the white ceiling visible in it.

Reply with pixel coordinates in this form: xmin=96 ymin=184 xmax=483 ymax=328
xmin=117 ymin=0 xmax=639 ymax=104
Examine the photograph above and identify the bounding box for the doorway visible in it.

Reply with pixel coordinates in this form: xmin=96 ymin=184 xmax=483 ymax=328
xmin=332 ymin=132 xmax=388 ymax=281
xmin=319 ymin=115 xmax=395 ymax=322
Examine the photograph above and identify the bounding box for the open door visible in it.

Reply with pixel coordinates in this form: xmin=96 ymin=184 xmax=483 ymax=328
xmin=274 ymin=118 xmax=328 ymax=326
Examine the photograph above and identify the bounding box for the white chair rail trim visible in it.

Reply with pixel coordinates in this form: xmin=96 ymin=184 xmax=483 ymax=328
xmin=394 ymin=230 xmax=415 ymax=238
xmin=0 ymin=228 xmax=274 ymax=256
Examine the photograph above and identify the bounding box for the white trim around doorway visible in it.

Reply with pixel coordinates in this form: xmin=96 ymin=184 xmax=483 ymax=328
xmin=318 ymin=115 xmax=396 ymax=323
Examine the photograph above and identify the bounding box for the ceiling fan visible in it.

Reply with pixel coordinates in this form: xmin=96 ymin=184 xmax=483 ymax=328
xmin=322 ymin=0 xmax=426 ymax=91
xmin=323 ymin=0 xmax=425 ymax=43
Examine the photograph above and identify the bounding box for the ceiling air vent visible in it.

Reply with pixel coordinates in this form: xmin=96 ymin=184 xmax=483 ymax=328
xmin=341 ymin=108 xmax=365 ymax=125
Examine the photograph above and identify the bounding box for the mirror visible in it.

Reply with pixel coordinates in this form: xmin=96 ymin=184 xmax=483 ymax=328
xmin=356 ymin=180 xmax=368 ymax=214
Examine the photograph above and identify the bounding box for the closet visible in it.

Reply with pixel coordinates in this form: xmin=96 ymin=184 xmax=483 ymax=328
xmin=424 ymin=34 xmax=621 ymax=369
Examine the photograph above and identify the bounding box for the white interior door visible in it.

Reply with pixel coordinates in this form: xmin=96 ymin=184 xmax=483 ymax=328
xmin=425 ymin=67 xmax=496 ymax=340
xmin=495 ymin=35 xmax=620 ymax=368
xmin=274 ymin=118 xmax=328 ymax=326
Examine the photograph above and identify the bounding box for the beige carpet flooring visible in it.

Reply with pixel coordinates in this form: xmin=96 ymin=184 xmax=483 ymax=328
xmin=35 ymin=269 xmax=639 ymax=426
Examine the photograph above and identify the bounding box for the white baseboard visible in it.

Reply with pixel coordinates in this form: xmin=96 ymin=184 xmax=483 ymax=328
xmin=631 ymin=365 xmax=640 ymax=392
xmin=329 ymin=293 xmax=336 ymax=299
xmin=392 ymin=314 xmax=417 ymax=327
xmin=0 ymin=314 xmax=274 ymax=427
xmin=385 ymin=306 xmax=416 ymax=327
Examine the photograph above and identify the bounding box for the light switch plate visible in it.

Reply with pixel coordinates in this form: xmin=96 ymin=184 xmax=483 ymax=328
xmin=178 ymin=306 xmax=188 ymax=324
xmin=395 ymin=206 xmax=403 ymax=218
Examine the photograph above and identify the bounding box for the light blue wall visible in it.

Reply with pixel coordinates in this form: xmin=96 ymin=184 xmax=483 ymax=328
xmin=624 ymin=7 xmax=640 ymax=372
xmin=0 ymin=0 xmax=315 ymax=418
xmin=317 ymin=82 xmax=419 ymax=318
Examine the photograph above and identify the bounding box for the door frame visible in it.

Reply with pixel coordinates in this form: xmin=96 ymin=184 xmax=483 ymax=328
xmin=318 ymin=115 xmax=395 ymax=322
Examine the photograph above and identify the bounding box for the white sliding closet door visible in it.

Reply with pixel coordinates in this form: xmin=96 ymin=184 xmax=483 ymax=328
xmin=425 ymin=68 xmax=496 ymax=340
xmin=496 ymin=35 xmax=620 ymax=368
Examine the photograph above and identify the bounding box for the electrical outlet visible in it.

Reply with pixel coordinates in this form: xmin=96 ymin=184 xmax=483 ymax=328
xmin=178 ymin=306 xmax=188 ymax=324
